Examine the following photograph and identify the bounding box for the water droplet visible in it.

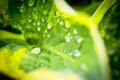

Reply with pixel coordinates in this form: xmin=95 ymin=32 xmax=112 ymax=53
xmin=27 ymin=19 xmax=32 ymax=23
xmin=75 ymin=35 xmax=83 ymax=43
xmin=72 ymin=50 xmax=81 ymax=57
xmin=59 ymin=21 xmax=64 ymax=25
xmin=80 ymin=63 xmax=87 ymax=70
xmin=37 ymin=27 xmax=41 ymax=31
xmin=31 ymin=47 xmax=41 ymax=54
xmin=41 ymin=6 xmax=43 ymax=8
xmin=25 ymin=25 xmax=31 ymax=29
xmin=41 ymin=18 xmax=45 ymax=22
xmin=40 ymin=63 xmax=44 ymax=66
xmin=63 ymin=50 xmax=67 ymax=53
xmin=37 ymin=22 xmax=40 ymax=26
xmin=42 ymin=0 xmax=46 ymax=3
xmin=65 ymin=33 xmax=71 ymax=42
xmin=73 ymin=29 xmax=78 ymax=34
xmin=43 ymin=10 xmax=48 ymax=15
xmin=20 ymin=4 xmax=26 ymax=13
xmin=65 ymin=21 xmax=71 ymax=28
xmin=28 ymin=0 xmax=35 ymax=7
xmin=47 ymin=22 xmax=53 ymax=30
xmin=55 ymin=11 xmax=61 ymax=17
xmin=47 ymin=34 xmax=51 ymax=38
xmin=33 ymin=22 xmax=37 ymax=26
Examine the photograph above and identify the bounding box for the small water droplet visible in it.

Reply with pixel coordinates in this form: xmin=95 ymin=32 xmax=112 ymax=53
xmin=25 ymin=25 xmax=31 ymax=29
xmin=33 ymin=22 xmax=37 ymax=26
xmin=42 ymin=0 xmax=46 ymax=3
xmin=63 ymin=50 xmax=67 ymax=53
xmin=73 ymin=29 xmax=78 ymax=34
xmin=37 ymin=22 xmax=40 ymax=26
xmin=20 ymin=4 xmax=26 ymax=13
xmin=37 ymin=27 xmax=41 ymax=31
xmin=65 ymin=21 xmax=71 ymax=28
xmin=47 ymin=34 xmax=51 ymax=38
xmin=72 ymin=50 xmax=81 ymax=57
xmin=59 ymin=21 xmax=64 ymax=25
xmin=55 ymin=11 xmax=61 ymax=17
xmin=40 ymin=63 xmax=44 ymax=66
xmin=43 ymin=10 xmax=48 ymax=15
xmin=41 ymin=18 xmax=45 ymax=22
xmin=31 ymin=47 xmax=41 ymax=54
xmin=28 ymin=0 xmax=35 ymax=7
xmin=27 ymin=19 xmax=32 ymax=23
xmin=75 ymin=35 xmax=83 ymax=43
xmin=65 ymin=33 xmax=71 ymax=43
xmin=80 ymin=63 xmax=87 ymax=70
xmin=41 ymin=6 xmax=43 ymax=8
xmin=47 ymin=22 xmax=53 ymax=30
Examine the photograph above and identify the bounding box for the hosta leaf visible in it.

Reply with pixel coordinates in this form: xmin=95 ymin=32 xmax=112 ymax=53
xmin=0 ymin=0 xmax=111 ymax=80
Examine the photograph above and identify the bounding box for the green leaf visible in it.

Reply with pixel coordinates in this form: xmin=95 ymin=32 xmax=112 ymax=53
xmin=0 ymin=0 xmax=111 ymax=80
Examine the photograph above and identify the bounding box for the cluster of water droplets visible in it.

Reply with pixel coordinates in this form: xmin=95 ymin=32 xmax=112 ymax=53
xmin=69 ymin=50 xmax=82 ymax=57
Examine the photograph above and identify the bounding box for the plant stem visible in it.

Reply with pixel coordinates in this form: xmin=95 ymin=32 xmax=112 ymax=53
xmin=90 ymin=0 xmax=116 ymax=25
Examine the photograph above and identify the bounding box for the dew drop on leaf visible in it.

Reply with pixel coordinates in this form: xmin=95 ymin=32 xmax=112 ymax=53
xmin=73 ymin=29 xmax=78 ymax=35
xmin=55 ymin=11 xmax=61 ymax=17
xmin=47 ymin=34 xmax=51 ymax=38
xmin=72 ymin=50 xmax=81 ymax=57
xmin=42 ymin=0 xmax=46 ymax=3
xmin=75 ymin=35 xmax=83 ymax=44
xmin=59 ymin=21 xmax=64 ymax=25
xmin=40 ymin=63 xmax=44 ymax=66
xmin=47 ymin=22 xmax=53 ymax=30
xmin=43 ymin=10 xmax=48 ymax=15
xmin=65 ymin=21 xmax=71 ymax=28
xmin=37 ymin=27 xmax=41 ymax=31
xmin=27 ymin=18 xmax=32 ymax=23
xmin=33 ymin=22 xmax=37 ymax=26
xmin=28 ymin=0 xmax=35 ymax=7
xmin=37 ymin=22 xmax=40 ymax=26
xmin=65 ymin=33 xmax=71 ymax=43
xmin=31 ymin=47 xmax=41 ymax=54
xmin=41 ymin=18 xmax=45 ymax=22
xmin=20 ymin=4 xmax=26 ymax=13
xmin=80 ymin=63 xmax=87 ymax=70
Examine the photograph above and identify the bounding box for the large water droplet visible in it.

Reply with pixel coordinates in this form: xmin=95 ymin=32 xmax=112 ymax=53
xmin=47 ymin=22 xmax=53 ymax=30
xmin=72 ymin=50 xmax=81 ymax=57
xmin=20 ymin=4 xmax=26 ymax=13
xmin=75 ymin=35 xmax=83 ymax=43
xmin=43 ymin=10 xmax=48 ymax=15
xmin=31 ymin=47 xmax=41 ymax=54
xmin=42 ymin=0 xmax=46 ymax=3
xmin=28 ymin=0 xmax=35 ymax=7
xmin=65 ymin=33 xmax=71 ymax=43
